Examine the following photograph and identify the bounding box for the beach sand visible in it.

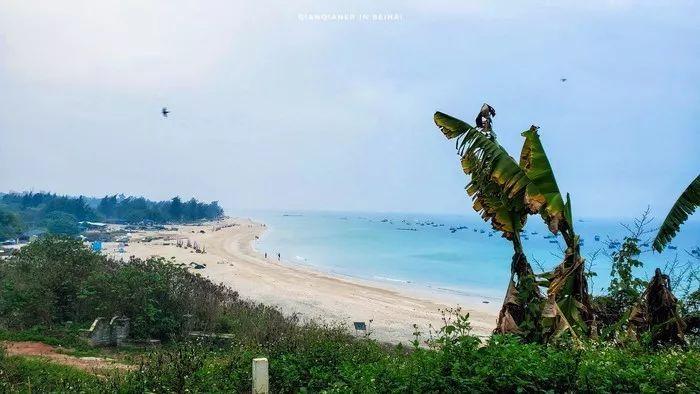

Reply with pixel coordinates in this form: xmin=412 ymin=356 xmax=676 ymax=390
xmin=102 ymin=218 xmax=499 ymax=344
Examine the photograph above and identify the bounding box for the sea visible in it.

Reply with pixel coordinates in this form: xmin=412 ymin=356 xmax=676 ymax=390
xmin=240 ymin=210 xmax=699 ymax=298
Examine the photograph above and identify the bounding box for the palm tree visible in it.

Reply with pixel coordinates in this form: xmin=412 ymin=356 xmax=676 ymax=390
xmin=652 ymin=174 xmax=700 ymax=252
xmin=434 ymin=109 xmax=593 ymax=341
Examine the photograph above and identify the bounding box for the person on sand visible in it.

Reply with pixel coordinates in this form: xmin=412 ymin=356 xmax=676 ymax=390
xmin=277 ymin=252 xmax=281 ymax=261
xmin=264 ymin=252 xmax=267 ymax=259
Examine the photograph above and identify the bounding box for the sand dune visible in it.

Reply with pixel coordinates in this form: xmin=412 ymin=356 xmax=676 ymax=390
xmin=102 ymin=218 xmax=499 ymax=344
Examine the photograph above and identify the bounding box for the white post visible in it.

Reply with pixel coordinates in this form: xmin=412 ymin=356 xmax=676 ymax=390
xmin=252 ymin=357 xmax=269 ymax=394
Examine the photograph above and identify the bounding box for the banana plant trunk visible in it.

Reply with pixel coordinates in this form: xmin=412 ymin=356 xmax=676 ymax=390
xmin=495 ymin=232 xmax=543 ymax=338
xmin=542 ymin=230 xmax=595 ymax=340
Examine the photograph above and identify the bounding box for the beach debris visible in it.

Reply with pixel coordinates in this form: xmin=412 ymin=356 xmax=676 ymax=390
xmin=213 ymin=223 xmax=237 ymax=231
xmin=190 ymin=262 xmax=206 ymax=270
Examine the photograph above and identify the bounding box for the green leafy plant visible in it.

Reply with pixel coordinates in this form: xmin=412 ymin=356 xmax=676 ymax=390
xmin=434 ymin=107 xmax=593 ymax=342
xmin=653 ymin=174 xmax=700 ymax=252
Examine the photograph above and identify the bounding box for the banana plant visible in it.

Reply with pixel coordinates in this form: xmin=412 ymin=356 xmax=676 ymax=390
xmin=434 ymin=109 xmax=594 ymax=341
xmin=435 ymin=111 xmax=544 ymax=339
xmin=652 ymin=174 xmax=700 ymax=252
xmin=625 ymin=268 xmax=686 ymax=345
xmin=518 ymin=127 xmax=593 ymax=340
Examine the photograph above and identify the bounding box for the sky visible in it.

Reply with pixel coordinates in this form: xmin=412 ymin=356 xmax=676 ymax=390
xmin=1 ymin=0 xmax=699 ymax=219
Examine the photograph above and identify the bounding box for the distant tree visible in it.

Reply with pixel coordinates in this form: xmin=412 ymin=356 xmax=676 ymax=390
xmin=183 ymin=198 xmax=200 ymax=221
xmin=44 ymin=211 xmax=80 ymax=236
xmin=169 ymin=196 xmax=183 ymax=221
xmin=0 ymin=206 xmax=24 ymax=240
xmin=205 ymin=201 xmax=224 ymax=219
xmin=97 ymin=195 xmax=118 ymax=219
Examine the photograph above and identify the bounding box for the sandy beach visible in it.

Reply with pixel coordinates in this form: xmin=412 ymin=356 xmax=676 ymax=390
xmin=102 ymin=218 xmax=499 ymax=343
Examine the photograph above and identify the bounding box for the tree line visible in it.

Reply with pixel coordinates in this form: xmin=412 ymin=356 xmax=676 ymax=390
xmin=0 ymin=192 xmax=224 ymax=240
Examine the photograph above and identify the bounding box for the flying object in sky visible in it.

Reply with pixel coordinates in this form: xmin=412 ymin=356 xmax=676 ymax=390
xmin=560 ymin=78 xmax=567 ymax=82
xmin=161 ymin=107 xmax=170 ymax=117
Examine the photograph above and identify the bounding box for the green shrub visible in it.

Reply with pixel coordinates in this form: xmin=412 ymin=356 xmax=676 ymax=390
xmin=2 ymin=236 xmax=699 ymax=393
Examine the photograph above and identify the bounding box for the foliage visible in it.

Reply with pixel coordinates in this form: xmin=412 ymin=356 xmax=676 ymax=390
xmin=0 ymin=191 xmax=224 ymax=240
xmin=434 ymin=108 xmax=592 ymax=342
xmin=594 ymin=238 xmax=647 ymax=328
xmin=1 ymin=240 xmax=699 ymax=392
xmin=0 ymin=206 xmax=23 ymax=241
xmin=0 ymin=236 xmax=243 ymax=340
xmin=434 ymin=111 xmax=546 ymax=340
xmin=96 ymin=194 xmax=223 ymax=223
xmin=44 ymin=211 xmax=81 ymax=235
xmin=0 ymin=349 xmax=112 ymax=392
xmin=653 ymin=174 xmax=700 ymax=252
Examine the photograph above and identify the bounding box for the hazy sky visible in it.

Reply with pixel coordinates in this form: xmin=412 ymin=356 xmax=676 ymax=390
xmin=1 ymin=1 xmax=698 ymax=219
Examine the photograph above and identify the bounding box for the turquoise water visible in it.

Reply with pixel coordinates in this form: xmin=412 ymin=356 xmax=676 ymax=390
xmin=242 ymin=210 xmax=699 ymax=297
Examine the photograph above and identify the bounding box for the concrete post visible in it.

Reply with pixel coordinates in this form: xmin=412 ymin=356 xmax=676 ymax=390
xmin=252 ymin=357 xmax=269 ymax=394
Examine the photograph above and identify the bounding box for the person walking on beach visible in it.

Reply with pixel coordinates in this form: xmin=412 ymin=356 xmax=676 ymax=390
xmin=277 ymin=252 xmax=281 ymax=261
xmin=264 ymin=252 xmax=267 ymax=259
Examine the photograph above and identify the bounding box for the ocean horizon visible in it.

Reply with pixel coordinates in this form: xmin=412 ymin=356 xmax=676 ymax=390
xmin=240 ymin=210 xmax=700 ymax=299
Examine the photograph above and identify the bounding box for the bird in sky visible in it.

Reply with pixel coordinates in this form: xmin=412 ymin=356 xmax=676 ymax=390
xmin=161 ymin=107 xmax=170 ymax=117
xmin=561 ymin=78 xmax=567 ymax=82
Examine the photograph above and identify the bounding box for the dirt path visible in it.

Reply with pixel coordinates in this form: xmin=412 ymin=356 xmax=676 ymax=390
xmin=2 ymin=341 xmax=134 ymax=373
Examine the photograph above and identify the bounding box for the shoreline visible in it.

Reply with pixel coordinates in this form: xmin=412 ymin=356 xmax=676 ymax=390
xmin=102 ymin=218 xmax=499 ymax=343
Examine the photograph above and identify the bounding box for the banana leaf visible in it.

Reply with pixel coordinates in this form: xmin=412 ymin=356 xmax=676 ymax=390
xmin=436 ymin=111 xmax=528 ymax=238
xmin=519 ymin=126 xmax=567 ymax=235
xmin=652 ymin=174 xmax=700 ymax=252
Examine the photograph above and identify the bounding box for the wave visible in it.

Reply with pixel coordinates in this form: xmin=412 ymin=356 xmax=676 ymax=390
xmin=373 ymin=275 xmax=411 ymax=284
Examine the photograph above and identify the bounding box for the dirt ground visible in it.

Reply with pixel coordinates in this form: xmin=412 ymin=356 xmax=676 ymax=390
xmin=2 ymin=341 xmax=135 ymax=373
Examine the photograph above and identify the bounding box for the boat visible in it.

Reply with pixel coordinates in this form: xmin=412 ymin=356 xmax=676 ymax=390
xmin=479 ymin=229 xmax=485 ymax=234
xmin=549 ymin=240 xmax=558 ymax=244
xmin=594 ymin=235 xmax=600 ymax=241
xmin=531 ymin=231 xmax=538 ymax=235
xmin=668 ymin=245 xmax=678 ymax=250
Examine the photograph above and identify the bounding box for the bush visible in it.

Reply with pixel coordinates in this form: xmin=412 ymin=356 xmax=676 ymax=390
xmin=2 ymin=236 xmax=699 ymax=393
xmin=0 ymin=236 xmax=254 ymax=340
